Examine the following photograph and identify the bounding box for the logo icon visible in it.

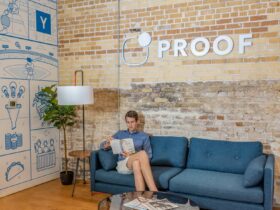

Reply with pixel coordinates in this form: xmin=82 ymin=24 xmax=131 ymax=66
xmin=36 ymin=10 xmax=51 ymax=35
xmin=122 ymin=32 xmax=152 ymax=66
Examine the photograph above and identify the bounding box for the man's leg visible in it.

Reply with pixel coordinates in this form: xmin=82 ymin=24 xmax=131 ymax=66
xmin=127 ymin=151 xmax=158 ymax=191
xmin=132 ymin=160 xmax=145 ymax=191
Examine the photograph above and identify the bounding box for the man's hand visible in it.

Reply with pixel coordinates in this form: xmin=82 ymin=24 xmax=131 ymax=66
xmin=103 ymin=136 xmax=113 ymax=149
xmin=121 ymin=151 xmax=131 ymax=157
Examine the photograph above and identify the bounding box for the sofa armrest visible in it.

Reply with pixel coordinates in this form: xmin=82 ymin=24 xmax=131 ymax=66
xmin=90 ymin=150 xmax=102 ymax=192
xmin=264 ymin=154 xmax=275 ymax=210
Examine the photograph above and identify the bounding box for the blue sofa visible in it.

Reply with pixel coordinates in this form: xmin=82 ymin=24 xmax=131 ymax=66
xmin=90 ymin=136 xmax=274 ymax=210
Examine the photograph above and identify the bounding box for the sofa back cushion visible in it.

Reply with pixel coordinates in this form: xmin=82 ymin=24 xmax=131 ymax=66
xmin=98 ymin=149 xmax=118 ymax=171
xmin=187 ymin=138 xmax=263 ymax=174
xmin=150 ymin=136 xmax=188 ymax=168
xmin=243 ymin=155 xmax=266 ymax=187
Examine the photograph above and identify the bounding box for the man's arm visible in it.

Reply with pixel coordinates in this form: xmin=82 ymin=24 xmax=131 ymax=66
xmin=112 ymin=131 xmax=120 ymax=139
xmin=143 ymin=135 xmax=152 ymax=159
xmin=100 ymin=131 xmax=120 ymax=150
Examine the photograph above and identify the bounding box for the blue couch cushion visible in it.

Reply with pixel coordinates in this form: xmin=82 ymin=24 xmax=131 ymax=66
xmin=152 ymin=166 xmax=183 ymax=189
xmin=187 ymin=194 xmax=264 ymax=210
xmin=98 ymin=149 xmax=118 ymax=171
xmin=187 ymin=138 xmax=263 ymax=174
xmin=150 ymin=136 xmax=188 ymax=168
xmin=95 ymin=169 xmax=135 ymax=187
xmin=244 ymin=155 xmax=266 ymax=187
xmin=95 ymin=166 xmax=183 ymax=190
xmin=169 ymin=169 xmax=263 ymax=204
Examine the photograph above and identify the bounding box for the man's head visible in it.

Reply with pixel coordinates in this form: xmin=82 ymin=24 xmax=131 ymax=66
xmin=125 ymin=110 xmax=138 ymax=132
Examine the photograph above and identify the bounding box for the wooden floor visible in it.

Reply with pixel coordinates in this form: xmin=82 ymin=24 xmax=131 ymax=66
xmin=0 ymin=179 xmax=109 ymax=210
xmin=1 ymin=179 xmax=280 ymax=210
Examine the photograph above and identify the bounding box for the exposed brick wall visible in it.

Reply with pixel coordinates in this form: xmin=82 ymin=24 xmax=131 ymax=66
xmin=58 ymin=0 xmax=119 ymax=88
xmin=120 ymin=81 xmax=280 ymax=149
xmin=58 ymin=0 xmax=280 ymax=205
xmin=59 ymin=0 xmax=280 ymax=88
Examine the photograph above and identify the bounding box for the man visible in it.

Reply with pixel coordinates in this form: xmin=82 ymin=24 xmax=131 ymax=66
xmin=100 ymin=110 xmax=158 ymax=192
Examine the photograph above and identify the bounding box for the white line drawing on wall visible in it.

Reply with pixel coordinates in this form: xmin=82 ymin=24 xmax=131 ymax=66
xmin=5 ymin=161 xmax=24 ymax=181
xmin=1 ymin=81 xmax=25 ymax=130
xmin=35 ymin=0 xmax=57 ymax=5
xmin=32 ymin=86 xmax=50 ymax=126
xmin=34 ymin=138 xmax=56 ymax=171
xmin=5 ymin=100 xmax=21 ymax=130
xmin=0 ymin=0 xmax=27 ymax=37
xmin=0 ymin=0 xmax=58 ymax=196
xmin=0 ymin=0 xmax=20 ymax=33
xmin=0 ymin=42 xmax=57 ymax=80
xmin=5 ymin=132 xmax=22 ymax=150
xmin=25 ymin=57 xmax=34 ymax=79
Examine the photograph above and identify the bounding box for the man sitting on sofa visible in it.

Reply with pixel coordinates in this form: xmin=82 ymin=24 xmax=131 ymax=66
xmin=100 ymin=110 xmax=158 ymax=192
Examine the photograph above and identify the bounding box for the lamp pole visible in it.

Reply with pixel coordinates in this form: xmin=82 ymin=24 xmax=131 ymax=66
xmin=74 ymin=70 xmax=86 ymax=184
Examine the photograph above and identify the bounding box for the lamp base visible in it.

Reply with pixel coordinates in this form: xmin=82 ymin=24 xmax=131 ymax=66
xmin=60 ymin=171 xmax=74 ymax=185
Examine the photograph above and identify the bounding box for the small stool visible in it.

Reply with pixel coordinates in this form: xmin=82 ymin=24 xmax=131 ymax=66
xmin=69 ymin=150 xmax=91 ymax=197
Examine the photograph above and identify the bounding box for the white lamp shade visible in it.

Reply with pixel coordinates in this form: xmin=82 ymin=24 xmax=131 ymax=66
xmin=57 ymin=86 xmax=94 ymax=105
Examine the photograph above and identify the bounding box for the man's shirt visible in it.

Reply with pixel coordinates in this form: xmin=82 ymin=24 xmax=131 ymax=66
xmin=100 ymin=130 xmax=152 ymax=161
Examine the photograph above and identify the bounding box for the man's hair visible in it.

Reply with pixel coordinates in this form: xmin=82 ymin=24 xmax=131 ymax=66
xmin=125 ymin=110 xmax=138 ymax=121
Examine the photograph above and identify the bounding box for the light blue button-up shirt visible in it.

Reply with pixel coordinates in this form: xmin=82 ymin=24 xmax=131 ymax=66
xmin=100 ymin=130 xmax=152 ymax=162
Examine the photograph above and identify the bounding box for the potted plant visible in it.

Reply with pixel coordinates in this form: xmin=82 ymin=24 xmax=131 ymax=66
xmin=39 ymin=84 xmax=77 ymax=185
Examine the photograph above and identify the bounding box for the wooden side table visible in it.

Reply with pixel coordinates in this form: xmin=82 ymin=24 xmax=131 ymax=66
xmin=69 ymin=150 xmax=91 ymax=197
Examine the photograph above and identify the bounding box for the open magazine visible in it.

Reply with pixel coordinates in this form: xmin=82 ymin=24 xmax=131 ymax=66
xmin=123 ymin=196 xmax=179 ymax=210
xmin=111 ymin=138 xmax=135 ymax=154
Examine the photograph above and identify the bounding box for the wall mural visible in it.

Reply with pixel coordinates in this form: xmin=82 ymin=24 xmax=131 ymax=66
xmin=0 ymin=0 xmax=58 ymax=197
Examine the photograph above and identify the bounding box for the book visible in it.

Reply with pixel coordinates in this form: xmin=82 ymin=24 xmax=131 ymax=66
xmin=123 ymin=197 xmax=179 ymax=210
xmin=123 ymin=198 xmax=147 ymax=210
xmin=142 ymin=198 xmax=178 ymax=210
xmin=111 ymin=138 xmax=135 ymax=154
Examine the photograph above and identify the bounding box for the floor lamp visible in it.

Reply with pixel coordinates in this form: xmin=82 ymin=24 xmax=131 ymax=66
xmin=57 ymin=70 xmax=94 ymax=185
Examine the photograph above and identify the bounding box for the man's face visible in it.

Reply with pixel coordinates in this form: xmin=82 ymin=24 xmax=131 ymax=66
xmin=126 ymin=117 xmax=137 ymax=132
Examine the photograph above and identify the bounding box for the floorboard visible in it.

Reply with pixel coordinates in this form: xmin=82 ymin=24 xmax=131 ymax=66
xmin=0 ymin=179 xmax=109 ymax=210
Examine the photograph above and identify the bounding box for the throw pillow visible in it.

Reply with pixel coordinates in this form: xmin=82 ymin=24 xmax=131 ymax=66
xmin=98 ymin=149 xmax=118 ymax=171
xmin=243 ymin=155 xmax=266 ymax=187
